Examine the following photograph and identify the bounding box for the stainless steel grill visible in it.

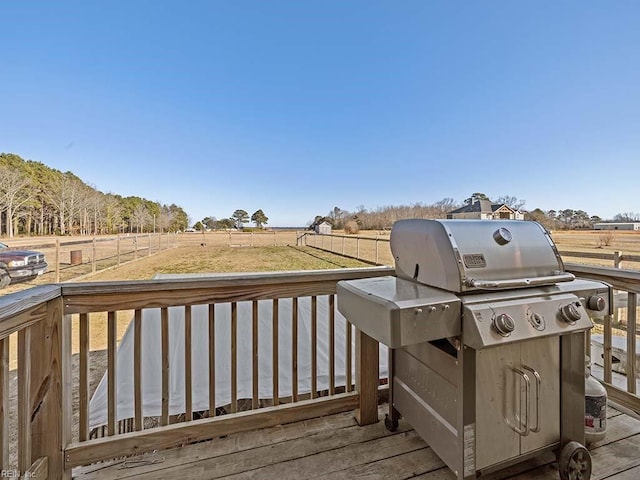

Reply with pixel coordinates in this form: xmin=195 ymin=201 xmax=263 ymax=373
xmin=337 ymin=219 xmax=612 ymax=480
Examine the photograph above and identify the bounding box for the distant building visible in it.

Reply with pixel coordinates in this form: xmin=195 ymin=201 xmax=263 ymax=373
xmin=314 ymin=221 xmax=332 ymax=235
xmin=447 ymin=199 xmax=524 ymax=220
xmin=594 ymin=222 xmax=640 ymax=231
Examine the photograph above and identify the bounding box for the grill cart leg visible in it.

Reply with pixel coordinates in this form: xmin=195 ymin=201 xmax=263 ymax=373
xmin=355 ymin=329 xmax=380 ymax=426
xmin=385 ymin=348 xmax=400 ymax=432
xmin=558 ymin=332 xmax=591 ymax=480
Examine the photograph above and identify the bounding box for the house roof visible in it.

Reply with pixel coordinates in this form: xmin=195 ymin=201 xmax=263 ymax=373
xmin=447 ymin=200 xmax=518 ymax=215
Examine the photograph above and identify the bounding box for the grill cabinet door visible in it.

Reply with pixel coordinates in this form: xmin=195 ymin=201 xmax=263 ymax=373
xmin=475 ymin=336 xmax=560 ymax=470
xmin=475 ymin=343 xmax=521 ymax=470
xmin=519 ymin=337 xmax=560 ymax=454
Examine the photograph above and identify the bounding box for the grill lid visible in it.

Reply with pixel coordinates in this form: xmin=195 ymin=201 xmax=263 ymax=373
xmin=390 ymin=219 xmax=572 ymax=293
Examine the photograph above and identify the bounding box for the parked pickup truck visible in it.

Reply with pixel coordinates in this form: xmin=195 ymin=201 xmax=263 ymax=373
xmin=0 ymin=241 xmax=48 ymax=288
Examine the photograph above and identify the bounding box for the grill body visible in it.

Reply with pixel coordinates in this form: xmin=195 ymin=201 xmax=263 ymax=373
xmin=337 ymin=219 xmax=611 ymax=479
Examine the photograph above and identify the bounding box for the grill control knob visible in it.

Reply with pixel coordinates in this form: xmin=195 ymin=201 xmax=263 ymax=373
xmin=587 ymin=296 xmax=606 ymax=312
xmin=493 ymin=313 xmax=515 ymax=336
xmin=560 ymin=302 xmax=582 ymax=323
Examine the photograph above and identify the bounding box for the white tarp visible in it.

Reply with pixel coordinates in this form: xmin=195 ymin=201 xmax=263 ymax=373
xmin=89 ymin=291 xmax=388 ymax=428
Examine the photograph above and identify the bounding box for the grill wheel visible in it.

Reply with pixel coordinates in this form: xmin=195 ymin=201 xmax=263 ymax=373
xmin=558 ymin=441 xmax=592 ymax=480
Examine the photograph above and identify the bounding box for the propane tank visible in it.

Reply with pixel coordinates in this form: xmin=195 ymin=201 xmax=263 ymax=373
xmin=585 ymin=356 xmax=607 ymax=443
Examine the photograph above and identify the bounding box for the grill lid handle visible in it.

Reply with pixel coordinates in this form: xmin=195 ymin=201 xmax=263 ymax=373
xmin=465 ymin=272 xmax=576 ymax=290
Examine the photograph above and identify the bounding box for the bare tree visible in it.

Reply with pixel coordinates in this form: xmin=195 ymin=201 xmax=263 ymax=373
xmin=131 ymin=204 xmax=152 ymax=233
xmin=496 ymin=195 xmax=526 ymax=211
xmin=0 ymin=165 xmax=33 ymax=237
xmin=45 ymin=172 xmax=85 ymax=235
xmin=157 ymin=207 xmax=174 ymax=233
xmin=614 ymin=212 xmax=640 ymax=222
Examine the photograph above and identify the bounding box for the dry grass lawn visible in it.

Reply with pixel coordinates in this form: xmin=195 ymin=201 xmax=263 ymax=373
xmin=81 ymin=244 xmax=371 ymax=282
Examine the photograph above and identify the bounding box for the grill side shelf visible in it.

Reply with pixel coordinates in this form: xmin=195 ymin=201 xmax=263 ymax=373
xmin=337 ymin=276 xmax=461 ymax=348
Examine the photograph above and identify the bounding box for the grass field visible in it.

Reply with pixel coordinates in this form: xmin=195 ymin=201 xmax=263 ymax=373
xmin=82 ymin=244 xmax=372 ymax=281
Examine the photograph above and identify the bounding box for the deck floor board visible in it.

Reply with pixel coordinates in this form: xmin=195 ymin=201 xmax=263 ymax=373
xmin=73 ymin=405 xmax=640 ymax=480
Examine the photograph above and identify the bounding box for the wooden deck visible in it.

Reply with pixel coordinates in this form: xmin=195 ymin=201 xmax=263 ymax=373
xmin=74 ymin=404 xmax=640 ymax=480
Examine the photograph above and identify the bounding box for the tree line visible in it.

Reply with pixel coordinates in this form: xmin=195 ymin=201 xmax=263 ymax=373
xmin=195 ymin=209 xmax=270 ymax=231
xmin=310 ymin=192 xmax=633 ymax=232
xmin=0 ymin=152 xmax=189 ymax=237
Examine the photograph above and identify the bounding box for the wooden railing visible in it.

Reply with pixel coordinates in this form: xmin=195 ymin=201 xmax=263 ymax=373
xmin=567 ymin=264 xmax=640 ymax=415
xmin=0 ymin=284 xmax=65 ymax=479
xmin=0 ymin=266 xmax=392 ymax=479
xmin=2 ymin=262 xmax=640 ymax=479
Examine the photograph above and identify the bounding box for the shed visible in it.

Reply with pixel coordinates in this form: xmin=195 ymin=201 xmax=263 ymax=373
xmin=594 ymin=222 xmax=640 ymax=231
xmin=315 ymin=221 xmax=332 ymax=235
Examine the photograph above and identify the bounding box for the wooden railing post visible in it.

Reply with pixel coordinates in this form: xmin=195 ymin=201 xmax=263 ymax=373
xmin=614 ymin=251 xmax=622 ymax=269
xmin=28 ymin=296 xmax=72 ymax=479
xmin=355 ymin=328 xmax=379 ymax=425
xmin=0 ymin=337 xmax=8 ymax=470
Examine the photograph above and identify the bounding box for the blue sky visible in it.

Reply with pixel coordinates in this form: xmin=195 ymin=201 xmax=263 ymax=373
xmin=1 ymin=1 xmax=639 ymax=226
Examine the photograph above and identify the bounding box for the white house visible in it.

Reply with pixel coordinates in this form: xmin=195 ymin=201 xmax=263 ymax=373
xmin=447 ymin=199 xmax=525 ymax=220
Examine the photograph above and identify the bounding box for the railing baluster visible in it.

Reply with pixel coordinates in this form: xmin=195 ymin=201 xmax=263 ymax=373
xmin=627 ymin=293 xmax=637 ymax=394
xmin=208 ymin=304 xmax=216 ymax=417
xmin=346 ymin=320 xmax=353 ymax=392
xmin=185 ymin=305 xmax=193 ymax=421
xmin=18 ymin=327 xmax=32 ymax=472
xmin=231 ymin=302 xmax=238 ymax=414
xmin=0 ymin=337 xmax=9 ymax=470
xmin=79 ymin=313 xmax=90 ymax=441
xmin=107 ymin=311 xmax=117 ymax=436
xmin=292 ymin=298 xmax=298 ymax=402
xmin=134 ymin=309 xmax=143 ymax=431
xmin=252 ymin=301 xmax=259 ymax=409
xmin=273 ymin=299 xmax=279 ymax=406
xmin=603 ymin=312 xmax=613 ymax=384
xmin=329 ymin=295 xmax=335 ymax=395
xmin=161 ymin=307 xmax=169 ymax=426
xmin=311 ymin=296 xmax=317 ymax=399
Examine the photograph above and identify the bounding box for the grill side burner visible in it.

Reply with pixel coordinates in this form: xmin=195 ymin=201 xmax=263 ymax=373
xmin=337 ymin=219 xmax=612 ymax=480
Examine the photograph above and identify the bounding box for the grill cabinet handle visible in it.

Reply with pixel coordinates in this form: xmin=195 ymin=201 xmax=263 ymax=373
xmin=521 ymin=365 xmax=541 ymax=433
xmin=505 ymin=367 xmax=531 ymax=436
xmin=466 ymin=273 xmax=576 ymax=290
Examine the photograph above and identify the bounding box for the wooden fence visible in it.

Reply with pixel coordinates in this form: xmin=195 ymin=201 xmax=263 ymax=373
xmin=299 ymin=232 xmax=640 ymax=270
xmin=1 ymin=233 xmax=177 ymax=288
xmin=2 ymin=231 xmax=307 ymax=289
